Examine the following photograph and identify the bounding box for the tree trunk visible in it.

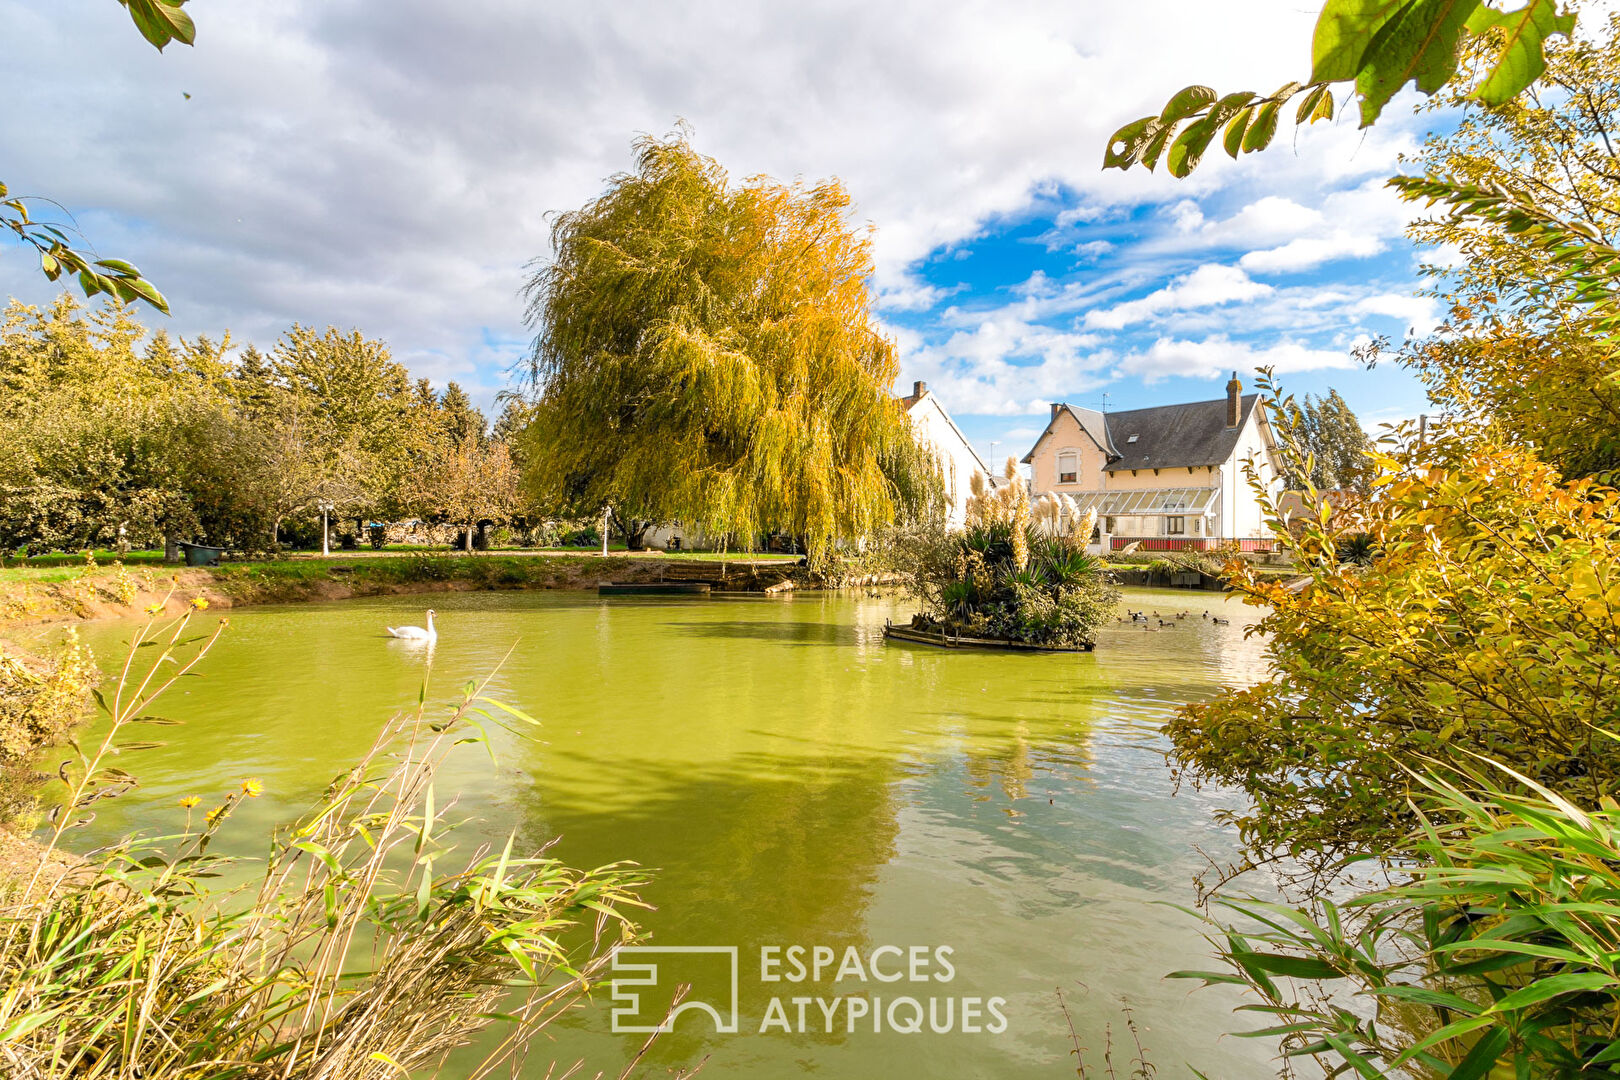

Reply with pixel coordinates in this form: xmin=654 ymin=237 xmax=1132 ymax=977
xmin=464 ymin=520 xmax=473 ymax=553
xmin=164 ymin=532 xmax=180 ymax=564
xmin=626 ymin=520 xmax=653 ymax=551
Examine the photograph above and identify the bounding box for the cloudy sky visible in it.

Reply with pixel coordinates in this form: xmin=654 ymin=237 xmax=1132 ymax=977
xmin=2 ymin=0 xmax=1447 ymax=460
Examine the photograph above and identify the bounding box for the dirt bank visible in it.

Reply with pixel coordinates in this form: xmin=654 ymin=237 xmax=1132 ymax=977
xmin=0 ymin=554 xmax=808 ymax=635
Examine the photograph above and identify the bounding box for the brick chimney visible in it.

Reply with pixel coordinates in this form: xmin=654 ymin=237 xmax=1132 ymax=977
xmin=1225 ymin=372 xmax=1242 ymax=428
xmin=912 ymin=380 xmax=926 ymax=397
xmin=1050 ymin=402 xmax=1062 ymax=420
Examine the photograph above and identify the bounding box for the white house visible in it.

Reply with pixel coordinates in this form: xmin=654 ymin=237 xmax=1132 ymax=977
xmin=901 ymin=381 xmax=990 ymax=530
xmin=1020 ymin=373 xmax=1282 ymax=551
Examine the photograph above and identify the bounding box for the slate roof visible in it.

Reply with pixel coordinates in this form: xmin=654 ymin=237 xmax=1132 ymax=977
xmin=1102 ymin=394 xmax=1259 ymax=471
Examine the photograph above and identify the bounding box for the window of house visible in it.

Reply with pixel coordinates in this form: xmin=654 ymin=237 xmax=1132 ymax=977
xmin=1057 ymin=450 xmax=1077 ymax=485
xmin=1166 ymin=516 xmax=1185 ymax=535
xmin=1104 ymin=516 xmax=1115 ymax=532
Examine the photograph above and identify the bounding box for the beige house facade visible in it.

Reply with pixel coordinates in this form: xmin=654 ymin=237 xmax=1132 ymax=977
xmin=1021 ymin=373 xmax=1281 ymax=551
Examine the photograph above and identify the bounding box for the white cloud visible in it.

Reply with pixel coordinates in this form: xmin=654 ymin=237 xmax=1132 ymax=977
xmin=878 ymin=278 xmax=960 ymax=312
xmin=1118 ymin=335 xmax=1353 ymax=382
xmin=1235 ymin=179 xmax=1417 ymax=273
xmin=1085 ymin=264 xmax=1270 ymax=330
xmin=1419 ymin=243 xmax=1468 ymax=271
xmin=0 ymin=0 xmax=1428 ymax=410
xmin=896 ymin=311 xmax=1112 ymax=416
xmin=1169 ymin=200 xmax=1205 ymax=231
xmin=1352 ymin=292 xmax=1441 ymax=334
xmin=1125 ymin=179 xmax=1420 ymax=277
xmin=1201 ymin=195 xmax=1323 ymax=246
xmin=1240 ymin=234 xmax=1385 ymax=272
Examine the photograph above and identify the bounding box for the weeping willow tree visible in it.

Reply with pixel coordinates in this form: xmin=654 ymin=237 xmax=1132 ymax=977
xmin=519 ymin=132 xmax=940 ymax=564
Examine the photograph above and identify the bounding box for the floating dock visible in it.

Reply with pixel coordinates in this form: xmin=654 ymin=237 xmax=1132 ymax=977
xmin=882 ymin=620 xmax=1093 ymax=653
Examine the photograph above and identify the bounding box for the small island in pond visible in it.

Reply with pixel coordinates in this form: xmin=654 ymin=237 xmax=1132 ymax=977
xmin=890 ymin=461 xmax=1118 ymax=653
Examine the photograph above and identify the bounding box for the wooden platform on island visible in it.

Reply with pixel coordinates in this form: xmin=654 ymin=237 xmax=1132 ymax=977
xmin=881 ymin=621 xmax=1094 ymax=653
xmin=599 ymin=582 xmax=712 ymax=596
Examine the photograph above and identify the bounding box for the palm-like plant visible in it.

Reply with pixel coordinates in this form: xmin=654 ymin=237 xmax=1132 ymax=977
xmin=908 ymin=516 xmax=1117 ymax=647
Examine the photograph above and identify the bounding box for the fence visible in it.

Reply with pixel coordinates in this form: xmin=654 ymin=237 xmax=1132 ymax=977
xmin=1110 ymin=537 xmax=1275 ymax=553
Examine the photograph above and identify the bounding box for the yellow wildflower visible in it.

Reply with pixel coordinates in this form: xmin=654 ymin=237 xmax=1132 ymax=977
xmin=178 ymin=795 xmax=200 ymax=809
xmin=144 ymin=602 xmax=165 ymax=616
xmin=190 ymin=597 xmax=210 ymax=610
xmin=205 ymin=804 xmax=229 ymax=825
xmin=241 ymin=778 xmax=264 ymax=798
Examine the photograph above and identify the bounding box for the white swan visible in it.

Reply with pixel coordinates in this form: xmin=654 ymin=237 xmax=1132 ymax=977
xmin=386 ymin=609 xmax=437 ymax=642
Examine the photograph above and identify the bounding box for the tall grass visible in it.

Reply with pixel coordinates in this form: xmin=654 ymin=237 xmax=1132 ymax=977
xmin=0 ymin=604 xmax=647 ymax=1079
xmin=1172 ymin=766 xmax=1620 ymax=1077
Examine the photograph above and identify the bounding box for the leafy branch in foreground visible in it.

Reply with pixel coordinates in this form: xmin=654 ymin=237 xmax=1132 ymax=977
xmin=1 ymin=185 xmax=170 ymax=314
xmin=0 ymin=607 xmax=648 ymax=1079
xmin=113 ymin=0 xmax=195 ymax=51
xmin=1173 ymin=768 xmax=1620 ymax=1078
xmin=1391 ymin=173 xmax=1620 ymax=330
xmin=1105 ymin=0 xmax=1576 ymax=177
xmin=0 ymin=1 xmax=192 ymax=312
xmin=0 ymin=0 xmax=192 ymax=313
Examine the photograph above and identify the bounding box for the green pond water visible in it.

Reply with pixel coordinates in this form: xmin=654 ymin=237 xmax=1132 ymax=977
xmin=57 ymin=587 xmax=1278 ymax=1079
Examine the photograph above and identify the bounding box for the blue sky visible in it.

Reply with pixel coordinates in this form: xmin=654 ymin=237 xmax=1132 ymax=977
xmin=0 ymin=0 xmax=1446 ymax=466
xmin=884 ymin=174 xmax=1440 ymax=460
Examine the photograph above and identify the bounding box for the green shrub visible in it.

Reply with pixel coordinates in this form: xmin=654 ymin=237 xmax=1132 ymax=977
xmin=1167 ymin=444 xmax=1620 ymax=869
xmin=0 ymin=632 xmax=95 ymax=830
xmin=558 ymin=527 xmax=599 ymax=547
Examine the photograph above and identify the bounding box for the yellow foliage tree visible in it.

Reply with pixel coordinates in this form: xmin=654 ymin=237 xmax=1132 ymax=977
xmin=519 ymin=132 xmax=939 ymax=563
xmin=413 ymin=436 xmax=521 ymax=553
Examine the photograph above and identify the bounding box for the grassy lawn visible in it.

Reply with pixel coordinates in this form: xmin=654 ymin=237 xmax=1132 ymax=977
xmin=1 ymin=550 xmax=170 ymax=569
xmin=0 ymin=545 xmax=802 ymax=586
xmin=0 ymin=566 xmax=93 ymax=584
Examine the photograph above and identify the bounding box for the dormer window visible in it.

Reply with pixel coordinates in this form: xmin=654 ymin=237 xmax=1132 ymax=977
xmin=1057 ymin=450 xmax=1078 ymax=485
